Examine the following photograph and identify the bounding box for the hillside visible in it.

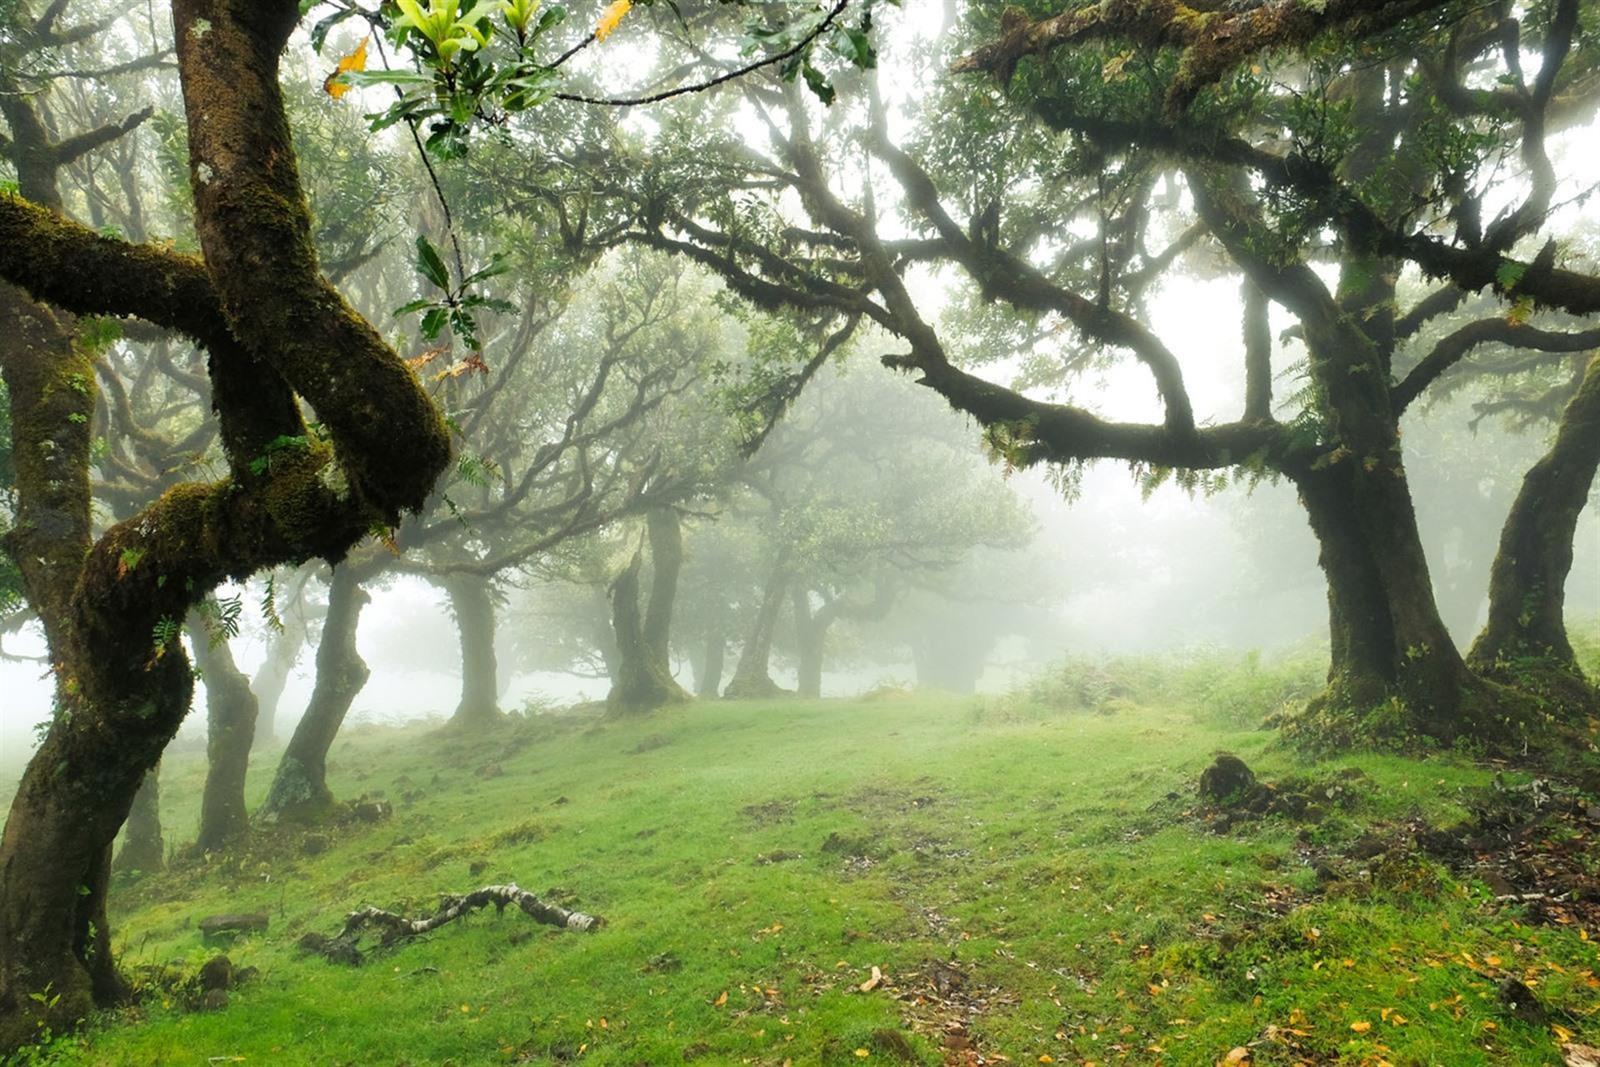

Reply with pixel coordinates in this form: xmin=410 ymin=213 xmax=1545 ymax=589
xmin=19 ymin=692 xmax=1600 ymax=1066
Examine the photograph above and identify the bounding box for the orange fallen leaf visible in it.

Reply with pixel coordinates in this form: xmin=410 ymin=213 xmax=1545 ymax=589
xmin=1350 ymin=1021 xmax=1371 ymax=1033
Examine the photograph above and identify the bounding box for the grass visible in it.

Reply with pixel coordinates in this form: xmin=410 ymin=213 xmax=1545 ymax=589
xmin=15 ymin=689 xmax=1600 ymax=1066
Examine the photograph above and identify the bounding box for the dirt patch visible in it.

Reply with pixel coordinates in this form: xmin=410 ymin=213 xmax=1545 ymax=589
xmin=1412 ymin=777 xmax=1600 ymax=931
xmin=740 ymin=798 xmax=795 ymax=825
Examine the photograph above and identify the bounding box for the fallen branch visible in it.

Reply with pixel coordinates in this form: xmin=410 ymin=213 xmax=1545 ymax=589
xmin=301 ymin=884 xmax=603 ymax=965
xmin=343 ymin=883 xmax=603 ymax=943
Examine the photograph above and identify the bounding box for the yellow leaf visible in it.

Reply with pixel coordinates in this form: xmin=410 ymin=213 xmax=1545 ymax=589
xmin=1350 ymin=1021 xmax=1371 ymax=1033
xmin=713 ymin=990 xmax=728 ymax=1006
xmin=325 ymin=35 xmax=370 ymax=99
xmin=854 ymin=1050 xmax=870 ymax=1058
xmin=1224 ymin=1049 xmax=1249 ymax=1065
xmin=594 ymin=0 xmax=630 ymax=42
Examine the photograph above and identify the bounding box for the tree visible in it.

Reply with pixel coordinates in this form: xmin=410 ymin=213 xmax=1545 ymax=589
xmin=0 ymin=0 xmax=449 ymax=1045
xmin=571 ymin=0 xmax=1600 ymax=746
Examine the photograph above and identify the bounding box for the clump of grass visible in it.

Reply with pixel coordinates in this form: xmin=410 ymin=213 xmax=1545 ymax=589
xmin=1008 ymin=645 xmax=1324 ymax=727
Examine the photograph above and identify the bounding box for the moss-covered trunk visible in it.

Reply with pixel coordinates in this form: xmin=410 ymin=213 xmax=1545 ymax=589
xmin=444 ymin=574 xmax=504 ymax=728
xmin=188 ymin=615 xmax=260 ymax=853
xmin=113 ymin=768 xmax=165 ymax=876
xmin=1469 ymin=355 xmax=1600 ymax=714
xmin=258 ymin=567 xmax=370 ymax=822
xmin=0 ymin=0 xmax=449 ymax=1048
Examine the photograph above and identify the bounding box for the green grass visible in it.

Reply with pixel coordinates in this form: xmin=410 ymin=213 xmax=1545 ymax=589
xmin=19 ymin=693 xmax=1600 ymax=1066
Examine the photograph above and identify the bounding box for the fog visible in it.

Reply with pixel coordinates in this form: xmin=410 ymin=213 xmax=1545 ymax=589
xmin=4 ymin=0 xmax=1600 ymax=1058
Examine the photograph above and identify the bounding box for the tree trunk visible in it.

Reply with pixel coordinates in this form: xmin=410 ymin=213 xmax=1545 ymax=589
xmin=258 ymin=567 xmax=371 ymax=823
xmin=723 ymin=553 xmax=791 ymax=700
xmin=695 ymin=612 xmax=727 ymax=699
xmin=251 ymin=623 xmax=302 ymax=744
xmin=642 ymin=509 xmax=682 ymax=679
xmin=1469 ymin=355 xmax=1600 ymax=714
xmin=0 ymin=0 xmax=450 ymax=1049
xmin=1293 ymin=457 xmax=1499 ymax=742
xmin=443 ymin=573 xmax=504 ymax=729
xmin=113 ymin=768 xmax=165 ymax=876
xmin=606 ymin=525 xmax=690 ymax=713
xmin=188 ymin=614 xmax=259 ymax=852
xmin=912 ymin=630 xmax=992 ymax=694
xmin=0 ymin=281 xmax=133 ymax=1047
xmin=792 ymin=587 xmax=826 ymax=700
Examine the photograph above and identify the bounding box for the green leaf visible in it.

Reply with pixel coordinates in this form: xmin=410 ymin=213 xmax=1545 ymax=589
xmin=420 ymin=306 xmax=450 ymax=339
xmin=415 ymin=234 xmax=451 ymax=290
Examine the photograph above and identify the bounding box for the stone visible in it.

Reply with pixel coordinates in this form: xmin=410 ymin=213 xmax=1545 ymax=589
xmin=198 ymin=954 xmax=234 ymax=992
xmin=1198 ymin=754 xmax=1257 ymax=806
xmin=197 ymin=913 xmax=269 ymax=943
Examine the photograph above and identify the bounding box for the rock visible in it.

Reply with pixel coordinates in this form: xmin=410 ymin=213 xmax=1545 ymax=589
xmin=869 ymin=1028 xmax=918 ymax=1062
xmin=302 ymin=833 xmax=329 ymax=856
xmin=297 ymin=931 xmax=363 ymax=966
xmin=198 ymin=954 xmax=234 ymax=992
xmin=643 ymin=952 xmax=683 ymax=974
xmin=196 ymin=989 xmax=229 ymax=1012
xmin=350 ymin=799 xmax=392 ymax=823
xmin=1349 ymin=834 xmax=1388 ymax=860
xmin=1498 ymin=976 xmax=1546 ymax=1023
xmin=198 ymin=913 xmax=269 ymax=944
xmin=1198 ymin=754 xmax=1258 ymax=806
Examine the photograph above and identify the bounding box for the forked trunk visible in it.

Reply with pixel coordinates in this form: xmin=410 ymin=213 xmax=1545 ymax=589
xmin=1469 ymin=355 xmax=1600 ymax=714
xmin=606 ymin=530 xmax=689 ymax=713
xmin=444 ymin=573 xmax=503 ymax=728
xmin=189 ymin=615 xmax=260 ymax=852
xmin=723 ymin=553 xmax=791 ymax=700
xmin=258 ymin=567 xmax=371 ymax=823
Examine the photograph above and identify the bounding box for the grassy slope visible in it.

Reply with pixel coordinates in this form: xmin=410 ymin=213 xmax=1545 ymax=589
xmin=21 ymin=695 xmax=1600 ymax=1066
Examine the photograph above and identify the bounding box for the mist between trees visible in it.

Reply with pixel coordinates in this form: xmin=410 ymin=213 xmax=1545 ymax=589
xmin=0 ymin=0 xmax=1599 ymax=1058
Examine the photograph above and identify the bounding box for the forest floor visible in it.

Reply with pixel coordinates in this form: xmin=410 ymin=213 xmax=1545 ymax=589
xmin=11 ymin=688 xmax=1600 ymax=1066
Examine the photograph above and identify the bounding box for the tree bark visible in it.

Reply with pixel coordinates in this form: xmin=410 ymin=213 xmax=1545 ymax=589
xmin=251 ymin=621 xmax=303 ymax=744
xmin=723 ymin=552 xmax=791 ymax=700
xmin=258 ymin=567 xmax=371 ymax=823
xmin=0 ymin=0 xmax=449 ymax=1049
xmin=1292 ymin=453 xmax=1501 ymax=742
xmin=792 ymin=587 xmax=825 ymax=700
xmin=1469 ymin=355 xmax=1600 ymax=713
xmin=443 ymin=573 xmax=504 ymax=728
xmin=642 ymin=509 xmax=682 ymax=678
xmin=695 ymin=610 xmax=727 ymax=699
xmin=606 ymin=516 xmax=690 ymax=713
xmin=113 ymin=769 xmax=165 ymax=876
xmin=188 ymin=614 xmax=259 ymax=852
